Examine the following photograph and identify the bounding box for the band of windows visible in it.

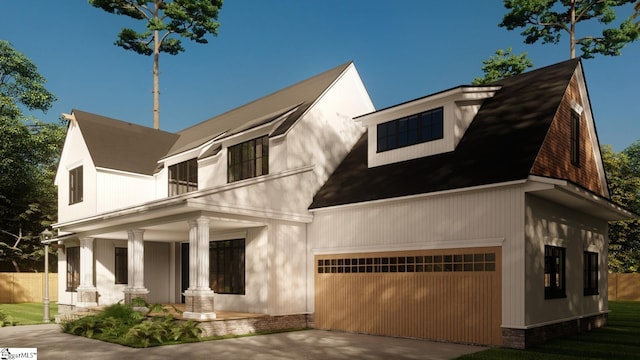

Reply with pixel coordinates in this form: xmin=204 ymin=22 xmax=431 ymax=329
xmin=377 ymin=107 xmax=444 ymax=152
xmin=317 ymin=253 xmax=496 ymax=274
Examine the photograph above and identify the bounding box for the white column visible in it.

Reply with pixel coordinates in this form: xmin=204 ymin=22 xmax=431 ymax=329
xmin=124 ymin=229 xmax=149 ymax=303
xmin=196 ymin=217 xmax=211 ymax=290
xmin=76 ymin=237 xmax=98 ymax=308
xmin=183 ymin=216 xmax=216 ymax=320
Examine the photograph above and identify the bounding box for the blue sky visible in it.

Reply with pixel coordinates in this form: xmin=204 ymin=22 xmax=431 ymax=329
xmin=2 ymin=1 xmax=639 ymax=151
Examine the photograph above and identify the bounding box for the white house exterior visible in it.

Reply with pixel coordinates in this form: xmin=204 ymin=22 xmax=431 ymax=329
xmin=52 ymin=59 xmax=633 ymax=348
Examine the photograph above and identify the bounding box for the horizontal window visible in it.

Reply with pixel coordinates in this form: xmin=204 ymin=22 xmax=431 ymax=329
xmin=317 ymin=252 xmax=496 ymax=274
xmin=377 ymin=107 xmax=443 ymax=152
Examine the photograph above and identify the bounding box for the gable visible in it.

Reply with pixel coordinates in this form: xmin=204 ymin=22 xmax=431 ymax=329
xmin=530 ymin=67 xmax=607 ymax=197
xmin=163 ymin=62 xmax=354 ymax=158
xmin=310 ymin=59 xmax=581 ymax=210
xmin=72 ymin=110 xmax=179 ymax=175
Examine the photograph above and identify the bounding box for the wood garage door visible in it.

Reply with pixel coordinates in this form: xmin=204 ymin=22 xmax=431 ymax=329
xmin=314 ymin=246 xmax=502 ymax=345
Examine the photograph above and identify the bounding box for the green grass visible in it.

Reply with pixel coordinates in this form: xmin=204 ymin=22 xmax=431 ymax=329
xmin=0 ymin=302 xmax=59 ymax=326
xmin=455 ymin=301 xmax=640 ymax=360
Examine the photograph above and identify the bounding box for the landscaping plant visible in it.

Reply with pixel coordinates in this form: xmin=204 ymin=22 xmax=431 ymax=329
xmin=60 ymin=298 xmax=202 ymax=348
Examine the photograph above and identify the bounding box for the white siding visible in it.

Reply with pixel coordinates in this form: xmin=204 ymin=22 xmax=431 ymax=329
xmin=56 ymin=125 xmax=98 ymax=223
xmin=307 ymin=185 xmax=527 ymax=327
xmin=94 ymin=239 xmax=127 ymax=305
xmin=96 ymin=170 xmax=155 ymax=214
xmin=213 ymin=227 xmax=269 ymax=313
xmin=524 ymin=195 xmax=608 ymax=326
xmin=266 ymin=220 xmax=307 ymax=315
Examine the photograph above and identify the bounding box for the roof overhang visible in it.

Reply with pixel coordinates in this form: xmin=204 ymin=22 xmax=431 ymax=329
xmin=525 ymin=175 xmax=635 ymax=221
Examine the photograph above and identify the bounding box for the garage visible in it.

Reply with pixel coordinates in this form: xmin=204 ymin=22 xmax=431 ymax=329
xmin=314 ymin=246 xmax=502 ymax=345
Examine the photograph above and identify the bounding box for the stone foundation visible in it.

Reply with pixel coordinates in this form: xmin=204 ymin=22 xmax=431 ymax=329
xmin=502 ymin=313 xmax=608 ymax=349
xmin=197 ymin=314 xmax=313 ymax=337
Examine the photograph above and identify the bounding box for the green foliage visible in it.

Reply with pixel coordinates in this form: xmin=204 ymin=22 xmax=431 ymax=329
xmin=500 ymin=0 xmax=640 ymax=59
xmin=472 ymin=48 xmax=534 ymax=85
xmin=88 ymin=0 xmax=224 ymax=129
xmin=0 ymin=41 xmax=64 ymax=272
xmin=0 ymin=302 xmax=59 ymax=325
xmin=0 ymin=308 xmax=16 ymax=327
xmin=602 ymin=142 xmax=640 ymax=273
xmin=61 ymin=302 xmax=202 ymax=347
xmin=89 ymin=0 xmax=223 ymax=56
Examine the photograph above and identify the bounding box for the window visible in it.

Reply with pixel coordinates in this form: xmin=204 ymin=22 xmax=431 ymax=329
xmin=228 ymin=136 xmax=269 ymax=182
xmin=66 ymin=246 xmax=80 ymax=292
xmin=169 ymin=158 xmax=198 ymax=196
xmin=377 ymin=107 xmax=443 ymax=152
xmin=584 ymin=251 xmax=599 ymax=296
xmin=544 ymin=245 xmax=566 ymax=299
xmin=317 ymin=252 xmax=496 ymax=274
xmin=570 ymin=111 xmax=581 ymax=166
xmin=69 ymin=166 xmax=83 ymax=204
xmin=115 ymin=247 xmax=128 ymax=284
xmin=210 ymin=239 xmax=245 ymax=294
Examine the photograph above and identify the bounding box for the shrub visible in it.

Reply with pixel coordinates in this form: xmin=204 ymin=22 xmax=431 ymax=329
xmin=61 ymin=301 xmax=202 ymax=347
xmin=0 ymin=309 xmax=16 ymax=327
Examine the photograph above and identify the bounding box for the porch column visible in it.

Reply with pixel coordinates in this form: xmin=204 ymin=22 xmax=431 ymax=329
xmin=124 ymin=229 xmax=149 ymax=304
xmin=183 ymin=217 xmax=216 ymax=320
xmin=76 ymin=237 xmax=98 ymax=308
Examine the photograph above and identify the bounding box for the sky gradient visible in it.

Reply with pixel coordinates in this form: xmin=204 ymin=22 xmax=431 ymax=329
xmin=2 ymin=1 xmax=639 ymax=151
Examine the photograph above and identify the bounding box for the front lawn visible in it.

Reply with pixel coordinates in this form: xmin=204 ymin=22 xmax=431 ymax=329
xmin=0 ymin=302 xmax=59 ymax=326
xmin=456 ymin=301 xmax=640 ymax=360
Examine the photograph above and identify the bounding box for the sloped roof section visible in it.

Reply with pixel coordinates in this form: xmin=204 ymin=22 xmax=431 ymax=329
xmin=165 ymin=61 xmax=354 ymax=158
xmin=73 ymin=109 xmax=179 ymax=175
xmin=310 ymin=58 xmax=581 ymax=209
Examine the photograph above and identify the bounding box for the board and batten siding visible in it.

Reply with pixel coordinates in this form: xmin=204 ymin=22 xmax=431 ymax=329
xmin=308 ymin=184 xmax=527 ymax=327
xmin=524 ymin=194 xmax=608 ymax=326
xmin=96 ymin=170 xmax=156 ymax=214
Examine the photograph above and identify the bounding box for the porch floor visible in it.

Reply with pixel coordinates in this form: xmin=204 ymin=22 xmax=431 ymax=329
xmin=152 ymin=304 xmax=266 ymax=321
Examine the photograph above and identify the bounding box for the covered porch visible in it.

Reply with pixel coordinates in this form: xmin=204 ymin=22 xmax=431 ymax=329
xmin=54 ymin=196 xmax=268 ymax=320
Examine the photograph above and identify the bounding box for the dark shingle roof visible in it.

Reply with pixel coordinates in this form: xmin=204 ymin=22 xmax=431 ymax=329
xmin=164 ymin=61 xmax=353 ymax=158
xmin=309 ymin=58 xmax=581 ymax=209
xmin=73 ymin=110 xmax=179 ymax=175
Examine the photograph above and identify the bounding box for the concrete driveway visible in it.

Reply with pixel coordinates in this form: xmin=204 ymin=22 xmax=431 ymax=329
xmin=0 ymin=324 xmax=484 ymax=359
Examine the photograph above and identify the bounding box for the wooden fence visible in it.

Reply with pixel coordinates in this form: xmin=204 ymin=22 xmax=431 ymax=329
xmin=0 ymin=273 xmax=58 ymax=303
xmin=608 ymin=273 xmax=640 ymax=301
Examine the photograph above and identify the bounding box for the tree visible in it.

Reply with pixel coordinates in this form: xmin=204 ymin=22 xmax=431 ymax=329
xmin=602 ymin=143 xmax=640 ymax=273
xmin=472 ymin=48 xmax=534 ymax=84
xmin=89 ymin=0 xmax=223 ymax=130
xmin=500 ymin=0 xmax=640 ymax=59
xmin=0 ymin=40 xmax=64 ymax=272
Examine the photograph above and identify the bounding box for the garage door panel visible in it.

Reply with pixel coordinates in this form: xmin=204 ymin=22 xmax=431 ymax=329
xmin=315 ymin=247 xmax=502 ymax=345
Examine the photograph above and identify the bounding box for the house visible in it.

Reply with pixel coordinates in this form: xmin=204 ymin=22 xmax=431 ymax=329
xmin=52 ymin=58 xmax=633 ymax=348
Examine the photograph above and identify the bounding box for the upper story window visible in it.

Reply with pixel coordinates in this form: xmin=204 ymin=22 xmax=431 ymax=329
xmin=377 ymin=107 xmax=443 ymax=153
xmin=570 ymin=111 xmax=581 ymax=166
xmin=169 ymin=158 xmax=198 ymax=196
xmin=228 ymin=136 xmax=269 ymax=183
xmin=69 ymin=166 xmax=83 ymax=205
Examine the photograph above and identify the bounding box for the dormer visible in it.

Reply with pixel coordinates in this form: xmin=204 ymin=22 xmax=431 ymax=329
xmin=356 ymin=85 xmax=501 ymax=168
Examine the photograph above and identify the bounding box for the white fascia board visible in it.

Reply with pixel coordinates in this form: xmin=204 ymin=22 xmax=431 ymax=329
xmin=187 ymin=199 xmax=313 ymax=223
xmin=355 ymin=85 xmax=501 ymax=125
xmin=526 ymin=175 xmax=635 ymax=219
xmin=312 ymin=237 xmax=505 ymax=255
xmin=310 ymin=179 xmax=527 ymax=214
